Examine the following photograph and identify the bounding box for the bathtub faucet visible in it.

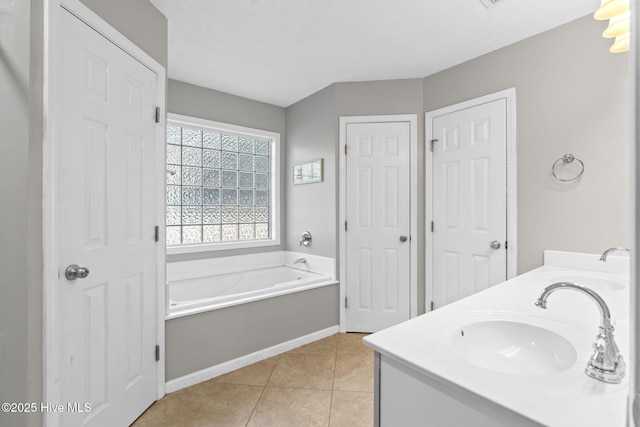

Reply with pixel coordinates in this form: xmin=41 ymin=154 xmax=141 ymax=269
xmin=294 ymin=257 xmax=307 ymax=264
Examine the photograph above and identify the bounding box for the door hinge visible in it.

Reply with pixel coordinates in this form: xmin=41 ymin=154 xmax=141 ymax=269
xmin=155 ymin=107 xmax=160 ymax=123
xmin=344 ymin=144 xmax=348 ymax=155
xmin=345 ymin=297 xmax=349 ymax=308
xmin=430 ymin=221 xmax=434 ymax=232
xmin=505 ymin=241 xmax=508 ymax=250
xmin=430 ymin=301 xmax=435 ymax=311
xmin=345 ymin=221 xmax=348 ymax=232
xmin=155 ymin=345 xmax=160 ymax=362
xmin=430 ymin=139 xmax=438 ymax=152
xmin=154 ymin=226 xmax=159 ymax=242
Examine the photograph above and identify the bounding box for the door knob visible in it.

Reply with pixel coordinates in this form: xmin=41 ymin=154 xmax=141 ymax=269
xmin=65 ymin=264 xmax=90 ymax=281
xmin=489 ymin=240 xmax=501 ymax=250
xmin=399 ymin=235 xmax=408 ymax=243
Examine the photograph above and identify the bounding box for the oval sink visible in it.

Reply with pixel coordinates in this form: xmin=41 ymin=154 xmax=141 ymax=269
xmin=450 ymin=320 xmax=577 ymax=375
xmin=541 ymin=272 xmax=627 ymax=291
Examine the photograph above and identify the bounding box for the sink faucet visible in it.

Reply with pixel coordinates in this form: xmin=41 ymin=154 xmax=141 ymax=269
xmin=294 ymin=257 xmax=307 ymax=264
xmin=534 ymin=282 xmax=625 ymax=383
xmin=599 ymin=247 xmax=630 ymax=262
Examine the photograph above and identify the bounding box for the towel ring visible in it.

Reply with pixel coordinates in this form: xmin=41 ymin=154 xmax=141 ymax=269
xmin=552 ymin=154 xmax=584 ymax=182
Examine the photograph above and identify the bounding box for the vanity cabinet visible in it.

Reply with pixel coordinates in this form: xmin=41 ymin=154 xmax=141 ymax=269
xmin=374 ymin=353 xmax=541 ymax=427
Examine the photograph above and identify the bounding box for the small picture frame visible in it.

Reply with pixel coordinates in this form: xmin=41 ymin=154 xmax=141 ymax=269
xmin=293 ymin=158 xmax=324 ymax=185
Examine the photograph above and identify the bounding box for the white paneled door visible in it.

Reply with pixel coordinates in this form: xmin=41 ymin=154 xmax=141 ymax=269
xmin=55 ymin=7 xmax=159 ymax=426
xmin=345 ymin=122 xmax=411 ymax=332
xmin=431 ymin=99 xmax=507 ymax=309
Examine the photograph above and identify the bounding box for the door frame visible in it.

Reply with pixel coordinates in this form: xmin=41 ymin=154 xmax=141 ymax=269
xmin=425 ymin=88 xmax=517 ymax=312
xmin=43 ymin=0 xmax=167 ymax=423
xmin=339 ymin=115 xmax=418 ymax=332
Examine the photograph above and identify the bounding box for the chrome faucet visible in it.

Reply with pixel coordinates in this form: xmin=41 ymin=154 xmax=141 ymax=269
xmin=534 ymin=282 xmax=625 ymax=383
xmin=294 ymin=257 xmax=307 ymax=264
xmin=599 ymin=247 xmax=630 ymax=262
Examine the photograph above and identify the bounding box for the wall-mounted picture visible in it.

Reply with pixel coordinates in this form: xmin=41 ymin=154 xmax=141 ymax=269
xmin=293 ymin=158 xmax=323 ymax=185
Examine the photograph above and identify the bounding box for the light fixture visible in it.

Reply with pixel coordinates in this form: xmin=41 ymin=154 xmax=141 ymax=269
xmin=610 ymin=33 xmax=630 ymax=53
xmin=603 ymin=11 xmax=630 ymax=38
xmin=594 ymin=0 xmax=630 ymax=53
xmin=595 ymin=0 xmax=629 ymax=19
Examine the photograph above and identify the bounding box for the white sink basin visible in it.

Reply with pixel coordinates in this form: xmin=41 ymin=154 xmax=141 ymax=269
xmin=450 ymin=319 xmax=577 ymax=375
xmin=541 ymin=271 xmax=627 ymax=291
xmin=432 ymin=311 xmax=590 ymax=377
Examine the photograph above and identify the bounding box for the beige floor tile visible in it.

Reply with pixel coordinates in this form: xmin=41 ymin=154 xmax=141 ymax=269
xmin=288 ymin=335 xmax=338 ymax=356
xmin=336 ymin=345 xmax=373 ymax=359
xmin=337 ymin=332 xmax=369 ymax=345
xmin=133 ymin=333 xmax=374 ymax=426
xmin=210 ymin=356 xmax=279 ymax=386
xmin=333 ymin=350 xmax=374 ymax=392
xmin=336 ymin=333 xmax=371 ymax=355
xmin=132 ymin=383 xmax=263 ymax=427
xmin=268 ymin=353 xmax=336 ymax=389
xmin=247 ymin=387 xmax=332 ymax=427
xmin=329 ymin=391 xmax=374 ymax=427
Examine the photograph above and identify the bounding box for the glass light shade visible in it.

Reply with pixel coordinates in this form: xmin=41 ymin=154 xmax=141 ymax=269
xmin=603 ymin=11 xmax=630 ymax=38
xmin=594 ymin=0 xmax=630 ymax=20
xmin=610 ymin=33 xmax=630 ymax=53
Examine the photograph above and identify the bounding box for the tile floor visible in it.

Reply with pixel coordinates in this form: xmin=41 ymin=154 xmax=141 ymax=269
xmin=132 ymin=333 xmax=373 ymax=427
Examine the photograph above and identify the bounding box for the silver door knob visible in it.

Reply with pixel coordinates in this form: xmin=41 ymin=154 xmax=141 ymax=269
xmin=489 ymin=240 xmax=501 ymax=250
xmin=65 ymin=264 xmax=90 ymax=281
xmin=399 ymin=235 xmax=408 ymax=243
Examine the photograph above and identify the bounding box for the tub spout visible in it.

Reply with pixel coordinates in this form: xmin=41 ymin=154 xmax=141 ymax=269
xmin=294 ymin=257 xmax=307 ymax=264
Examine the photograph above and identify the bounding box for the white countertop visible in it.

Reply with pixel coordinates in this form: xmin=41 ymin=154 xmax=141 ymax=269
xmin=363 ymin=251 xmax=631 ymax=427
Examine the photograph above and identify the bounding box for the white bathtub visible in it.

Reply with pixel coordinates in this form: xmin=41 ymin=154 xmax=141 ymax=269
xmin=167 ymin=265 xmax=334 ymax=319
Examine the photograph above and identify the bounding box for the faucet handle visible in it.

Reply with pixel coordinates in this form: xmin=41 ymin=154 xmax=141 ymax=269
xmin=586 ymin=331 xmax=625 ymax=383
xmin=593 ymin=338 xmax=606 ymax=353
xmin=299 ymin=231 xmax=312 ymax=247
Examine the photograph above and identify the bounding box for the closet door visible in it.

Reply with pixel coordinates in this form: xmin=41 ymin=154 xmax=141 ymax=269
xmin=430 ymin=99 xmax=507 ymax=309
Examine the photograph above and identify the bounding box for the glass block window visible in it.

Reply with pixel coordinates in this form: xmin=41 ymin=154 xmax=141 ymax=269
xmin=166 ymin=116 xmax=278 ymax=250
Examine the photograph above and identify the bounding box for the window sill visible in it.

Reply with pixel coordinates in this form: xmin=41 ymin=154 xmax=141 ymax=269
xmin=166 ymin=238 xmax=280 ymax=255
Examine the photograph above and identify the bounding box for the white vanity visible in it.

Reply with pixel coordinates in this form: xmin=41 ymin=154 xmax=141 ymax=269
xmin=363 ymin=251 xmax=630 ymax=427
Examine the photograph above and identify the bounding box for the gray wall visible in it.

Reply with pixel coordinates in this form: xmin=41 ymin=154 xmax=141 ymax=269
xmin=335 ymin=79 xmax=424 ymax=117
xmin=167 ymin=79 xmax=287 ymax=262
xmin=78 ymin=0 xmax=167 ymax=67
xmin=423 ymin=15 xmax=629 ymax=273
xmin=0 ymin=2 xmax=166 ymax=426
xmin=166 ymin=285 xmax=339 ymax=380
xmin=285 ymin=85 xmax=337 ymax=257
xmin=0 ymin=1 xmax=42 ymax=426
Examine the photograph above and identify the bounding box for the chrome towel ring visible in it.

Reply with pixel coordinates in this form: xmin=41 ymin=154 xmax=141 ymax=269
xmin=552 ymin=154 xmax=584 ymax=182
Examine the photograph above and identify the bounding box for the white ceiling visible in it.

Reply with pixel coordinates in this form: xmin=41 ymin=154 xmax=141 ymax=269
xmin=150 ymin=0 xmax=600 ymax=107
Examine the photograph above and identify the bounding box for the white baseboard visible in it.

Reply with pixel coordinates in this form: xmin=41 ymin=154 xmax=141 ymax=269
xmin=165 ymin=325 xmax=340 ymax=394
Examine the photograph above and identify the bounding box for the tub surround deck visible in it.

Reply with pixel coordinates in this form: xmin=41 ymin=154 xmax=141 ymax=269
xmin=364 ymin=251 xmax=630 ymax=427
xmin=166 ymin=251 xmax=337 ymax=319
xmin=167 ymin=250 xmax=336 ymax=282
